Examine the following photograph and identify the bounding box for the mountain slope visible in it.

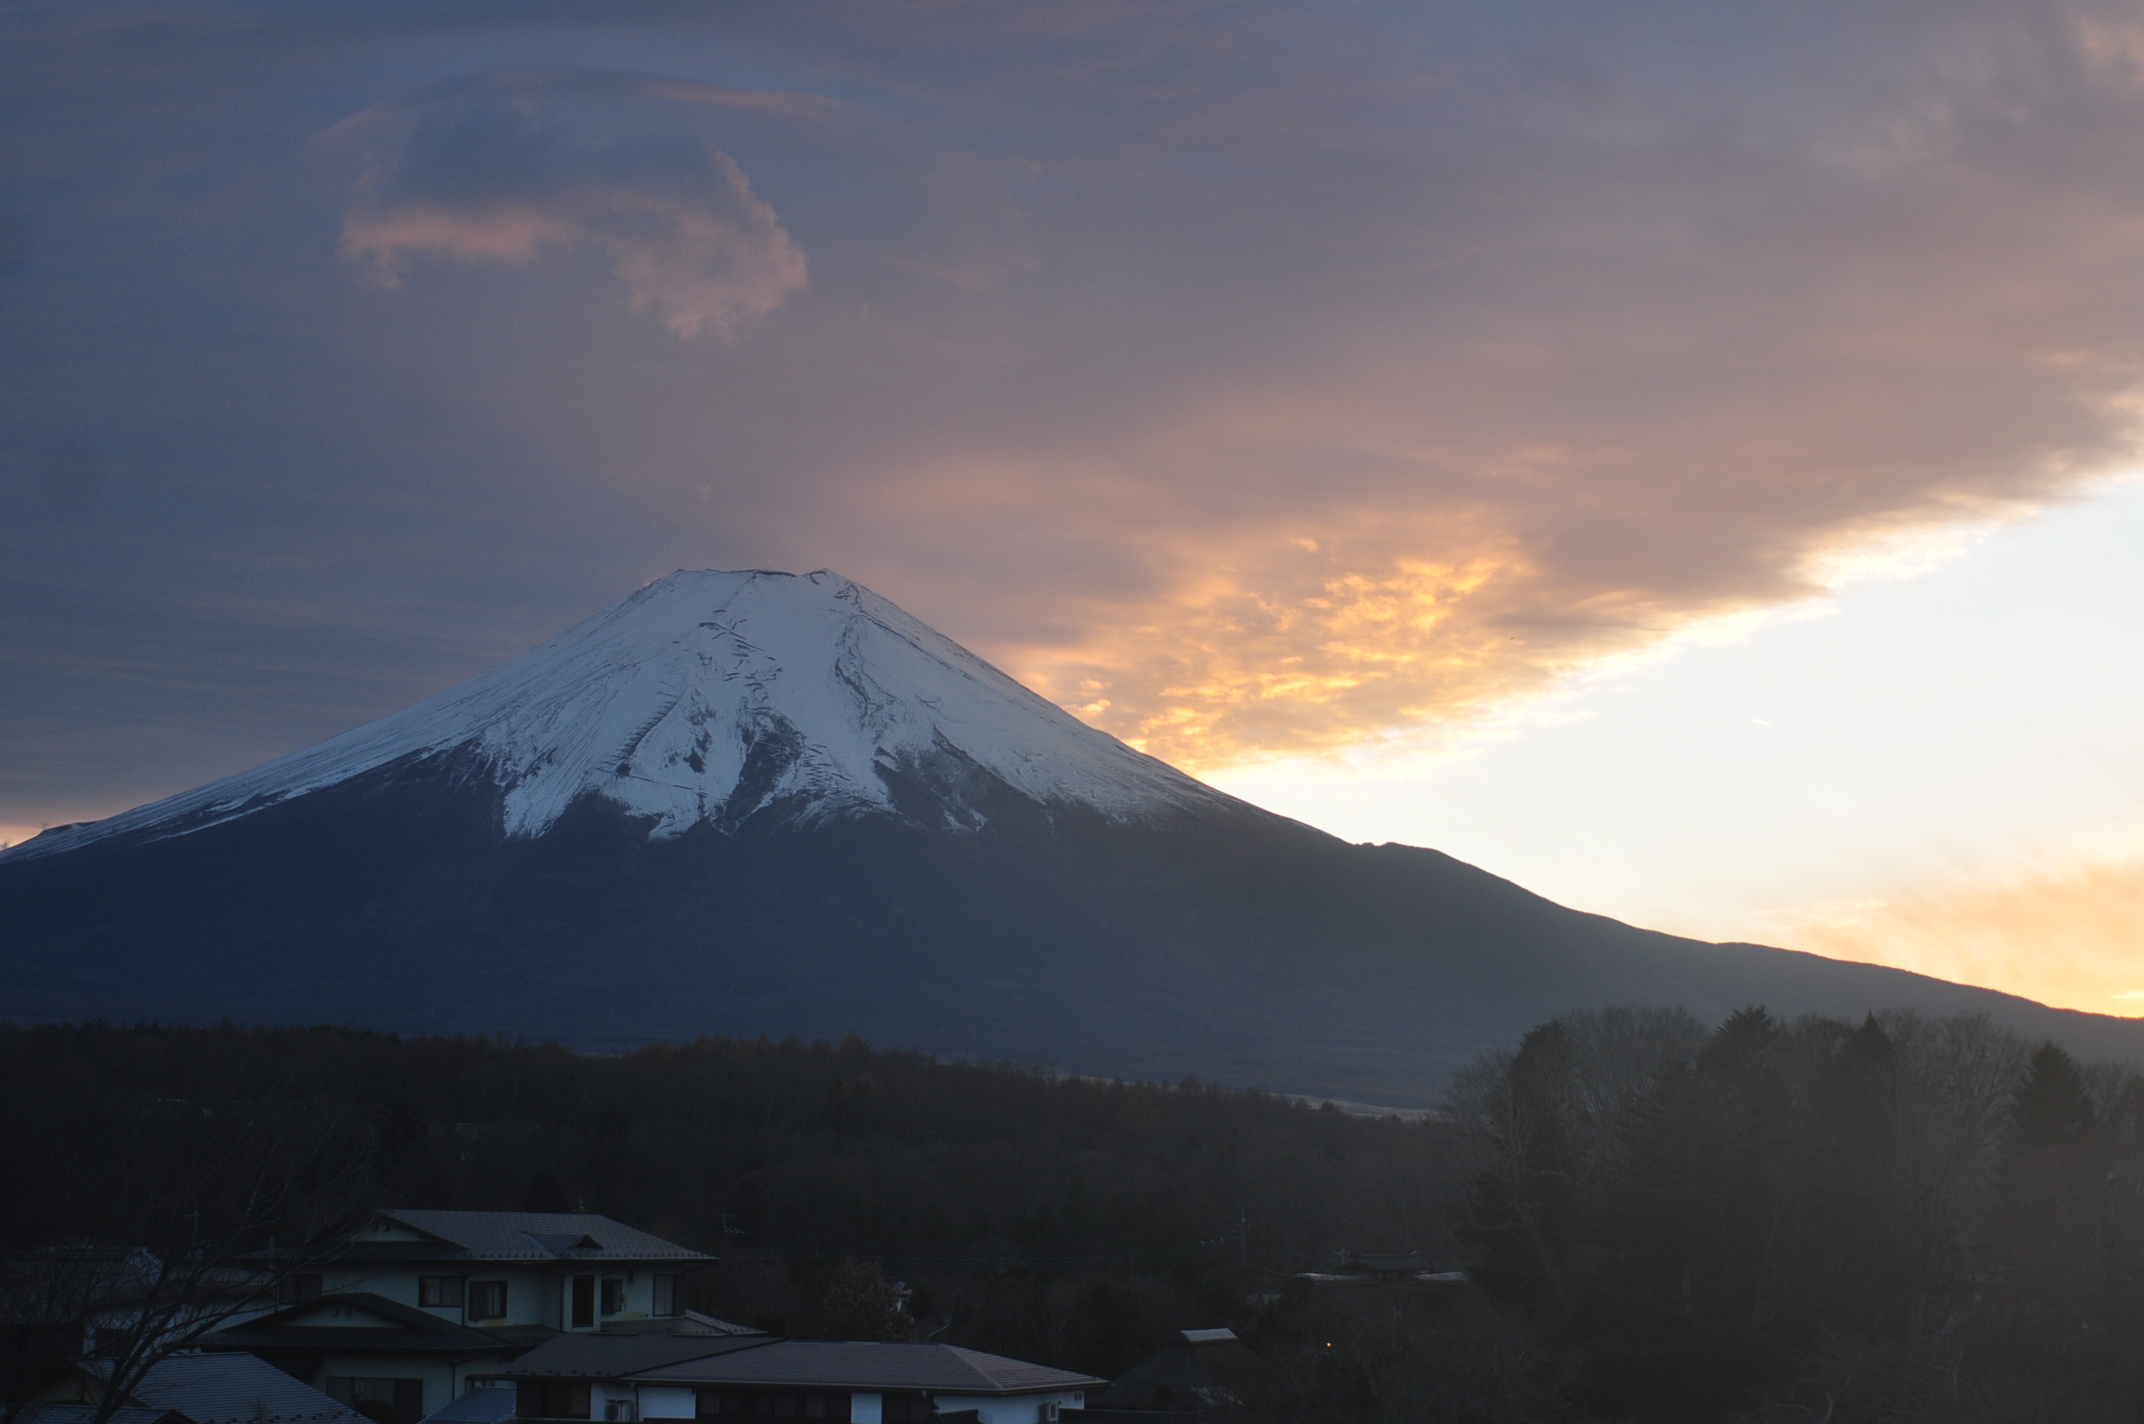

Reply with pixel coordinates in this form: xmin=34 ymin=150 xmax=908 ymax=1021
xmin=4 ymin=569 xmax=2140 ymax=1103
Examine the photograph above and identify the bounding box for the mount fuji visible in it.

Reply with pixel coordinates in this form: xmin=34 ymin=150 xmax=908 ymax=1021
xmin=4 ymin=568 xmax=2140 ymax=1102
xmin=8 ymin=570 xmax=1234 ymax=860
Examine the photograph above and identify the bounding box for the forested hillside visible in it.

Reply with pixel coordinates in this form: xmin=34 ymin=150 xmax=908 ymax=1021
xmin=0 ymin=1025 xmax=1456 ymax=1378
xmin=1449 ymin=1006 xmax=2144 ymax=1423
xmin=8 ymin=1014 xmax=2144 ymax=1422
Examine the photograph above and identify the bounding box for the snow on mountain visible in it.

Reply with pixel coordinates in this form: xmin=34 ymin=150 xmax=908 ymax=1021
xmin=6 ymin=569 xmax=1235 ymax=862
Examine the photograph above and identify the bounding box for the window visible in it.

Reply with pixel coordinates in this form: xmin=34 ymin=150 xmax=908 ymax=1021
xmin=570 ymin=1275 xmax=595 ymax=1329
xmin=517 ymin=1383 xmax=591 ymax=1420
xmin=469 ymin=1280 xmax=508 ymax=1321
xmin=881 ymin=1399 xmax=932 ymax=1423
xmin=278 ymin=1274 xmax=324 ymax=1305
xmin=326 ymin=1378 xmax=424 ymax=1424
xmin=651 ymin=1275 xmax=678 ymax=1317
xmin=419 ymin=1276 xmax=464 ymax=1308
xmin=600 ymin=1278 xmax=626 ymax=1315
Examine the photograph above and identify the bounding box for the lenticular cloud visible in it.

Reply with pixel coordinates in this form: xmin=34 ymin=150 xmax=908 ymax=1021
xmin=340 ymin=102 xmax=807 ymax=338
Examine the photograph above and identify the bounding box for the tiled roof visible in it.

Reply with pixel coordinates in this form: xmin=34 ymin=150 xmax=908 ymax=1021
xmin=201 ymin=1293 xmax=523 ymax=1355
xmin=506 ymin=1335 xmax=774 ymax=1379
xmin=630 ymin=1342 xmax=1104 ymax=1396
xmin=19 ymin=1406 xmax=188 ymax=1424
xmin=374 ymin=1213 xmax=711 ymax=1264
xmin=417 ymin=1390 xmax=519 ymax=1424
xmin=599 ymin=1311 xmax=765 ymax=1339
xmin=126 ymin=1352 xmax=362 ymax=1424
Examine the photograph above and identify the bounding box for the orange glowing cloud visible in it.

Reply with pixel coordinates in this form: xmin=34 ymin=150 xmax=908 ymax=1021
xmin=1012 ymin=529 xmax=1571 ymax=767
xmin=860 ymin=338 xmax=2131 ymax=769
xmin=1784 ymin=860 xmax=2144 ymax=1018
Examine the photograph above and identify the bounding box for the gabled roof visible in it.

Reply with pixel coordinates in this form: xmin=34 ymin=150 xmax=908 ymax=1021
xmin=1089 ymin=1331 xmax=1284 ymax=1413
xmin=417 ymin=1390 xmax=519 ymax=1424
xmin=201 ymin=1293 xmax=524 ymax=1356
xmin=120 ymin=1352 xmax=361 ymax=1424
xmin=17 ymin=1405 xmax=190 ymax=1424
xmin=599 ymin=1311 xmax=766 ymax=1339
xmin=506 ymin=1334 xmax=775 ymax=1379
xmin=628 ymin=1341 xmax=1105 ymax=1397
xmin=336 ymin=1213 xmax=710 ymax=1264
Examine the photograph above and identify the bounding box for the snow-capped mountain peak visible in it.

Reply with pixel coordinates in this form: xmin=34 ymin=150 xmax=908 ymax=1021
xmin=7 ymin=569 xmax=1234 ymax=861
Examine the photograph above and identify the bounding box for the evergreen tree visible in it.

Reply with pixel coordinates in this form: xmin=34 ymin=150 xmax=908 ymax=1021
xmin=1697 ymin=1004 xmax=1781 ymax=1078
xmin=2008 ymin=1041 xmax=2096 ymax=1154
xmin=1811 ymin=1014 xmax=1899 ymax=1129
xmin=1457 ymin=1021 xmax=1582 ymax=1324
xmin=1795 ymin=1014 xmax=1930 ymax=1339
xmin=1585 ymin=1009 xmax=1794 ymax=1422
xmin=1976 ymin=1040 xmax=2131 ymax=1408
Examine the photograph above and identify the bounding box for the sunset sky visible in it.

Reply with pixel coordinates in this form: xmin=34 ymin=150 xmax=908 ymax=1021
xmin=4 ymin=2 xmax=2144 ymax=1013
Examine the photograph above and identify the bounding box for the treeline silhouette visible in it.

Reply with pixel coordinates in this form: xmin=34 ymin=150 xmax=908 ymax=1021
xmin=0 ymin=1024 xmax=1454 ymax=1381
xmin=1450 ymin=1005 xmax=2144 ymax=1422
xmin=7 ymin=1011 xmax=2144 ymax=1421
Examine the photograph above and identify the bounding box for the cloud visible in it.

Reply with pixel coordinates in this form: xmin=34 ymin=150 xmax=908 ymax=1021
xmin=13 ymin=0 xmax=2144 ymax=808
xmin=340 ymin=102 xmax=807 ymax=338
xmin=803 ymin=0 xmax=2144 ymax=766
xmin=1786 ymin=858 xmax=2144 ymax=1019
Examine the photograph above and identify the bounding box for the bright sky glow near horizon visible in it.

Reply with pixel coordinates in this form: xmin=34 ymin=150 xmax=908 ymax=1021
xmin=1209 ymin=475 xmax=2144 ymax=1017
xmin=5 ymin=2 xmax=2144 ymax=1018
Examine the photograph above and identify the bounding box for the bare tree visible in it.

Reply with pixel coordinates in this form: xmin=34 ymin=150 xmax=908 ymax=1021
xmin=2 ymin=1088 xmax=378 ymax=1424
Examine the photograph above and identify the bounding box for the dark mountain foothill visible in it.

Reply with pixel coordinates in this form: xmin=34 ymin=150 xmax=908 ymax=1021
xmin=3 ymin=569 xmax=2139 ymax=1103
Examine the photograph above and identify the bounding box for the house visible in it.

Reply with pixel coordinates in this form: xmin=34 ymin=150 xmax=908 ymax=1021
xmin=199 ymin=1212 xmax=714 ymax=1423
xmin=1079 ymin=1329 xmax=1281 ymax=1421
xmin=33 ymin=1350 xmax=358 ymax=1424
xmin=294 ymin=1212 xmax=714 ymax=1333
xmin=196 ymin=1296 xmax=513 ymax=1424
xmin=499 ymin=1330 xmax=1104 ymax=1424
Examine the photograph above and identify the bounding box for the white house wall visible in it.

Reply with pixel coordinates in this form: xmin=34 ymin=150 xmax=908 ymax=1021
xmin=320 ymin=1263 xmax=681 ymax=1331
xmin=618 ymin=1387 xmax=1077 ymax=1424
xmin=318 ymin=1264 xmax=552 ymax=1326
xmin=634 ymin=1386 xmax=695 ymax=1419
xmin=932 ymin=1393 xmax=1084 ymax=1424
xmin=298 ymin=1353 xmax=461 ymax=1418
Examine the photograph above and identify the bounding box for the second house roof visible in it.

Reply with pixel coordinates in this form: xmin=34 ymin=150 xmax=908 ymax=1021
xmin=340 ymin=1211 xmax=712 ymax=1264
